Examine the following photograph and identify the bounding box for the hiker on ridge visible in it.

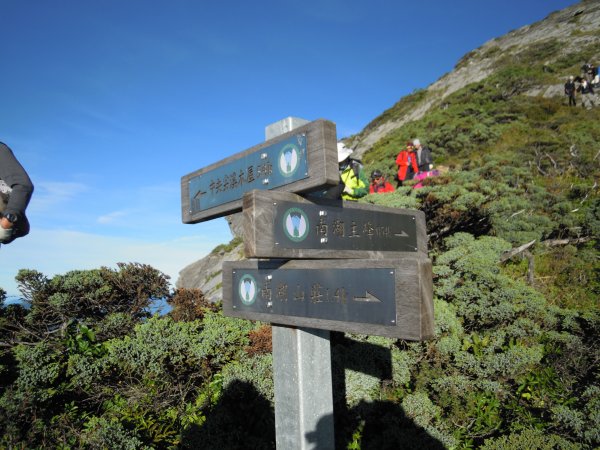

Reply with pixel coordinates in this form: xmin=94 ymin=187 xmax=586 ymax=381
xmin=564 ymin=76 xmax=577 ymax=107
xmin=369 ymin=169 xmax=394 ymax=194
xmin=413 ymin=138 xmax=434 ymax=173
xmin=582 ymin=63 xmax=598 ymax=83
xmin=578 ymin=78 xmax=598 ymax=110
xmin=322 ymin=143 xmax=369 ymax=200
xmin=395 ymin=141 xmax=419 ymax=188
xmin=337 ymin=143 xmax=368 ymax=201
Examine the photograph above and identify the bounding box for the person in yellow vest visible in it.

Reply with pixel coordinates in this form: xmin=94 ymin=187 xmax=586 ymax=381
xmin=337 ymin=142 xmax=368 ymax=201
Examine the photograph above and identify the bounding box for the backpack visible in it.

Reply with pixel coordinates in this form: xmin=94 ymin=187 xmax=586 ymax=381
xmin=349 ymin=158 xmax=363 ymax=178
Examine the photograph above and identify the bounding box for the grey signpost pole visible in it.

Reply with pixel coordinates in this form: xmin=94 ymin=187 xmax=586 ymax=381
xmin=266 ymin=117 xmax=335 ymax=450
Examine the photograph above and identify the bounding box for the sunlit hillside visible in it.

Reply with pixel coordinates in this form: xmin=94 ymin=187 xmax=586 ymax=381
xmin=1 ymin=2 xmax=599 ymax=449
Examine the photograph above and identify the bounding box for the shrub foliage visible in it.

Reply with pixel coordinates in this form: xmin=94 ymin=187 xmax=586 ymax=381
xmin=1 ymin=24 xmax=599 ymax=450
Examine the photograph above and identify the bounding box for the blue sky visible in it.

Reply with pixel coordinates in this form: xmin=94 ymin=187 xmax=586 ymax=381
xmin=1 ymin=0 xmax=578 ymax=296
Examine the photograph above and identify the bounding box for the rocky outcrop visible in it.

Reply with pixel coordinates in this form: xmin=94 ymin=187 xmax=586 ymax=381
xmin=176 ymin=241 xmax=244 ymax=303
xmin=176 ymin=213 xmax=244 ymax=302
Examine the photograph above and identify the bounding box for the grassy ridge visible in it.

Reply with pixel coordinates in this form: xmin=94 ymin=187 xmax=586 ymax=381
xmin=1 ymin=18 xmax=599 ymax=450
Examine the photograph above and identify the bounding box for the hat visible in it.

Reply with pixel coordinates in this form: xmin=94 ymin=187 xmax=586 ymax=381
xmin=413 ymin=139 xmax=421 ymax=146
xmin=337 ymin=142 xmax=353 ymax=162
xmin=371 ymin=169 xmax=383 ymax=180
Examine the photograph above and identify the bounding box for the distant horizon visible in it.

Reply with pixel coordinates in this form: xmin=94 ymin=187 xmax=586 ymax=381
xmin=1 ymin=0 xmax=579 ymax=296
xmin=2 ymin=294 xmax=173 ymax=316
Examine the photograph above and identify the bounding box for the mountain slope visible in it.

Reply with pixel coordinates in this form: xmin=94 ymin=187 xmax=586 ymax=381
xmin=347 ymin=0 xmax=600 ymax=159
xmin=177 ymin=0 xmax=600 ymax=305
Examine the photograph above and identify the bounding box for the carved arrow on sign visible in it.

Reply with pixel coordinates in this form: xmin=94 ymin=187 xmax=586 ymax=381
xmin=193 ymin=189 xmax=206 ymax=200
xmin=353 ymin=291 xmax=382 ymax=303
xmin=393 ymin=230 xmax=409 ymax=238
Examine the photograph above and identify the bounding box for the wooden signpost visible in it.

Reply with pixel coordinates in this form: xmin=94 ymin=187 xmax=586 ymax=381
xmin=242 ymin=189 xmax=428 ymax=259
xmin=223 ymin=257 xmax=434 ymax=340
xmin=182 ymin=117 xmax=434 ymax=449
xmin=181 ymin=119 xmax=338 ymax=223
xmin=221 ymin=189 xmax=435 ymax=339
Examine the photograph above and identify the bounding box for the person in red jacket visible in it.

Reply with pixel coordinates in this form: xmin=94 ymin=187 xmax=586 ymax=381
xmin=395 ymin=141 xmax=419 ymax=188
xmin=369 ymin=169 xmax=395 ymax=193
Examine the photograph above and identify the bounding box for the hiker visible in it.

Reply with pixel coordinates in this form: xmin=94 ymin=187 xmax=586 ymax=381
xmin=395 ymin=141 xmax=419 ymax=188
xmin=0 ymin=142 xmax=34 ymax=246
xmin=369 ymin=169 xmax=394 ymax=194
xmin=564 ymin=76 xmax=577 ymax=107
xmin=413 ymin=169 xmax=441 ymax=189
xmin=322 ymin=143 xmax=368 ymax=200
xmin=581 ymin=63 xmax=598 ymax=83
xmin=338 ymin=143 xmax=368 ymax=200
xmin=577 ymin=78 xmax=598 ymax=110
xmin=413 ymin=138 xmax=433 ymax=173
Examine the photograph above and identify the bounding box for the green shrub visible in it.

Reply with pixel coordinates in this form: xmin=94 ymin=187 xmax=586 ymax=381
xmin=480 ymin=428 xmax=582 ymax=450
xmin=221 ymin=353 xmax=274 ymax=401
xmin=80 ymin=416 xmax=151 ymax=450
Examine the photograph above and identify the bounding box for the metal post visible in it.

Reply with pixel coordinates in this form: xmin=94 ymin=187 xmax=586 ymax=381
xmin=272 ymin=326 xmax=334 ymax=449
xmin=266 ymin=117 xmax=335 ymax=450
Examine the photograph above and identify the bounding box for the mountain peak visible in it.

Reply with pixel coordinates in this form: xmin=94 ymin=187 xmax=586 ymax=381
xmin=347 ymin=0 xmax=600 ymax=159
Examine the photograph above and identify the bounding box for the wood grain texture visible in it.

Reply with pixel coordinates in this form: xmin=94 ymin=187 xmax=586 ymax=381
xmin=222 ymin=257 xmax=434 ymax=340
xmin=181 ymin=119 xmax=338 ymax=224
xmin=243 ymin=189 xmax=428 ymax=258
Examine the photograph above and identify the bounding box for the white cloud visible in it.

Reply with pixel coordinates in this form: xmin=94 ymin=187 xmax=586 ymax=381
xmin=97 ymin=210 xmax=130 ymax=224
xmin=26 ymin=179 xmax=184 ymax=232
xmin=57 ymin=102 xmax=136 ymax=138
xmin=28 ymin=181 xmax=89 ymax=213
xmin=0 ymin=227 xmax=228 ymax=296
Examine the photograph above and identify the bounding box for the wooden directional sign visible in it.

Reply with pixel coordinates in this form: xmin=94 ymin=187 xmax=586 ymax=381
xmin=222 ymin=257 xmax=434 ymax=340
xmin=243 ymin=190 xmax=428 ymax=259
xmin=181 ymin=119 xmax=338 ymax=223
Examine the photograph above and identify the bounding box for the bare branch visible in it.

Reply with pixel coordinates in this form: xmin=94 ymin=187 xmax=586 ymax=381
xmin=545 ymin=152 xmax=557 ymax=169
xmin=500 ymin=239 xmax=537 ymax=263
xmin=542 ymin=237 xmax=591 ymax=247
xmin=508 ymin=209 xmax=526 ymax=219
xmin=524 ymin=250 xmax=535 ymax=286
xmin=501 ymin=236 xmax=591 ymax=265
